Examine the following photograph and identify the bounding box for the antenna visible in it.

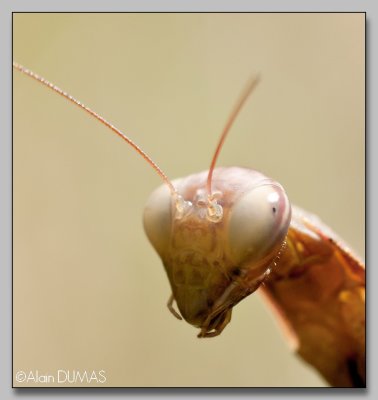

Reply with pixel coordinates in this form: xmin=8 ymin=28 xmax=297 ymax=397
xmin=13 ymin=61 xmax=178 ymax=196
xmin=206 ymin=75 xmax=260 ymax=196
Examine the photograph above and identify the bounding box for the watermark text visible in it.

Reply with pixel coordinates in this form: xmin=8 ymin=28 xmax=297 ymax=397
xmin=15 ymin=369 xmax=107 ymax=385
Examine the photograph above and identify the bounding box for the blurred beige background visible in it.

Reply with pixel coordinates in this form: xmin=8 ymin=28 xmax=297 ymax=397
xmin=13 ymin=13 xmax=364 ymax=387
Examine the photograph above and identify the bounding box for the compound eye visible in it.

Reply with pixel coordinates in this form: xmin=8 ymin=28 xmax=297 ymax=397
xmin=228 ymin=184 xmax=291 ymax=265
xmin=143 ymin=184 xmax=172 ymax=257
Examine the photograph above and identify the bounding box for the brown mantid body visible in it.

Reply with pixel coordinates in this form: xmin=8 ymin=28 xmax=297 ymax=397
xmin=14 ymin=62 xmax=365 ymax=387
xmin=262 ymin=207 xmax=365 ymax=387
xmin=144 ymin=168 xmax=365 ymax=387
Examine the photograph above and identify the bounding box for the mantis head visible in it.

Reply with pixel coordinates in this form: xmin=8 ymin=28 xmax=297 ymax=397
xmin=144 ymin=167 xmax=291 ymax=337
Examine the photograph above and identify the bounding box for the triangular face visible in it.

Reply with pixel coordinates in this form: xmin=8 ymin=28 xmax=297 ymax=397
xmin=144 ymin=167 xmax=291 ymax=337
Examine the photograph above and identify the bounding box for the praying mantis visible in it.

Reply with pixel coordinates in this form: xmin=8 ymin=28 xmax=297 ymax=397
xmin=13 ymin=62 xmax=365 ymax=387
